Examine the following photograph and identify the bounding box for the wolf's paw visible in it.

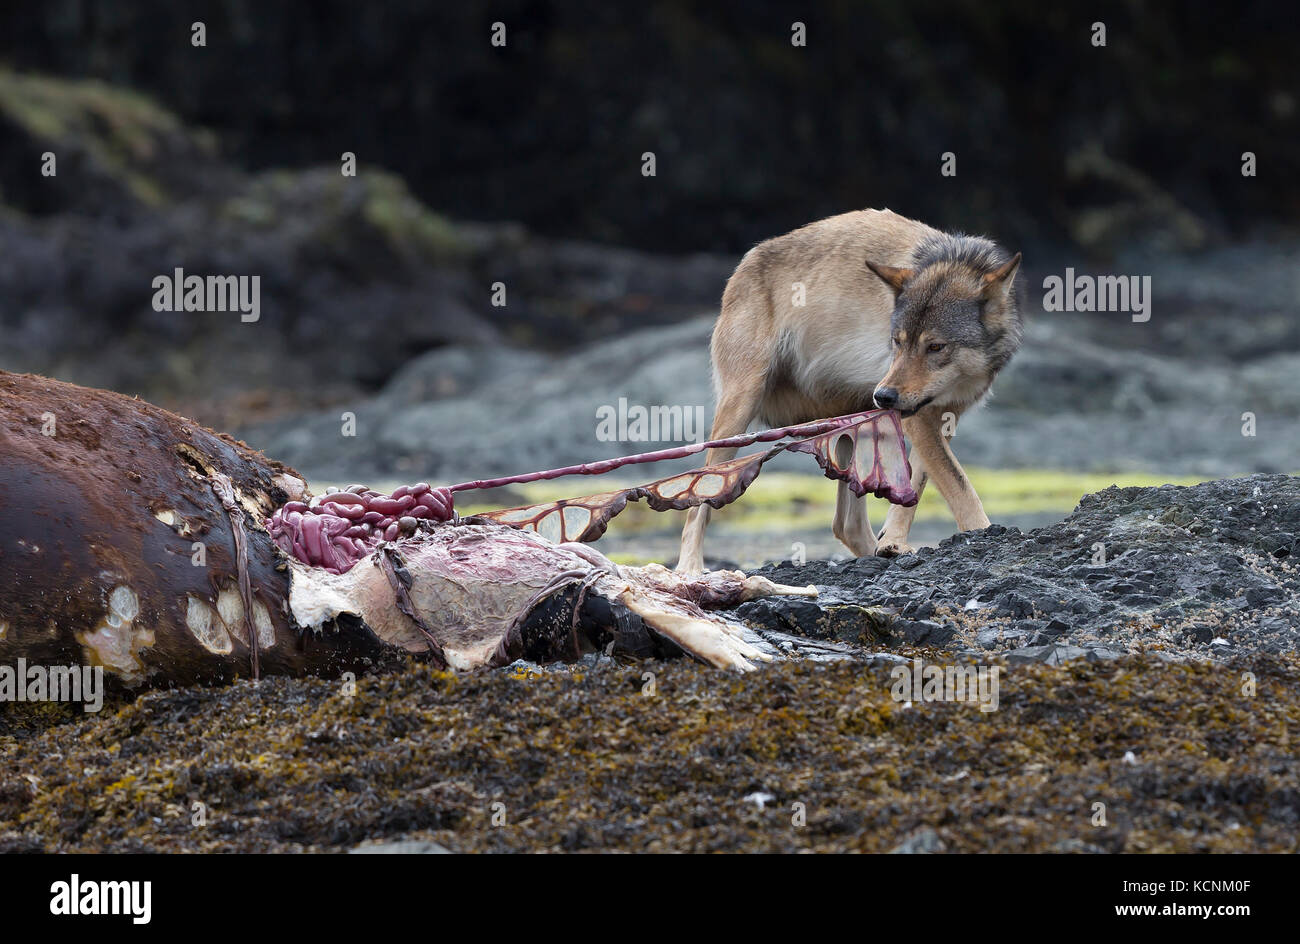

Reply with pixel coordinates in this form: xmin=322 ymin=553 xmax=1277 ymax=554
xmin=874 ymin=538 xmax=914 ymax=558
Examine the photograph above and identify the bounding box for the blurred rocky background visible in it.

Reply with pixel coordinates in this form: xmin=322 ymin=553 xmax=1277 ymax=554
xmin=0 ymin=1 xmax=1297 ymax=562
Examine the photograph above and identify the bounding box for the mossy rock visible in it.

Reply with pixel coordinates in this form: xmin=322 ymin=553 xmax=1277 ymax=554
xmin=0 ymin=68 xmax=220 ymax=216
xmin=221 ymin=167 xmax=467 ymax=264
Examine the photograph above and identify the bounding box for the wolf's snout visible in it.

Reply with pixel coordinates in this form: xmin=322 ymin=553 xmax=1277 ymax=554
xmin=873 ymin=386 xmax=899 ymax=410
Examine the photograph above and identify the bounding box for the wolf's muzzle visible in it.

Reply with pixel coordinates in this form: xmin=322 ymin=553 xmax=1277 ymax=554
xmin=873 ymin=386 xmax=899 ymax=410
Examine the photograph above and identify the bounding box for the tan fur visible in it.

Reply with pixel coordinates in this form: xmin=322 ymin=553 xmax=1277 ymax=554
xmin=677 ymin=209 xmax=1017 ymax=573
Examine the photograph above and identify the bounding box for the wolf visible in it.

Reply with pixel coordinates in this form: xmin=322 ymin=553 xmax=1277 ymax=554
xmin=676 ymin=208 xmax=1023 ymax=573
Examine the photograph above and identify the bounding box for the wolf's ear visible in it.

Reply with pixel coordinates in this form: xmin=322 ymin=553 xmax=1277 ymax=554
xmin=979 ymin=252 xmax=1022 ymax=301
xmin=865 ymin=259 xmax=913 ymax=294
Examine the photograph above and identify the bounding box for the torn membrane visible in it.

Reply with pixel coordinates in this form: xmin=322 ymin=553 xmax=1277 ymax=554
xmin=480 ymin=410 xmax=917 ymax=544
xmin=786 ymin=409 xmax=915 ymax=501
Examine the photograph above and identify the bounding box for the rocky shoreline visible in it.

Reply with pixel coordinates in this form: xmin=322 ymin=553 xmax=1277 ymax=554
xmin=2 ymin=473 xmax=1296 ymax=853
xmin=738 ymin=473 xmax=1300 ymax=667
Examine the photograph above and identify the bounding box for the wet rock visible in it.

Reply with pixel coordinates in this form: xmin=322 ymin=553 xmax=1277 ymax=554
xmin=866 ymin=652 xmax=911 ymax=668
xmin=1082 ymin=645 xmax=1124 ymax=662
xmin=888 ymin=827 xmax=946 ymax=854
xmin=1005 ymin=644 xmax=1092 ymax=666
xmin=891 ymin=619 xmax=957 ymax=647
xmin=747 ymin=474 xmax=1300 ymax=664
xmin=1043 ymin=618 xmax=1071 ymax=637
xmin=734 ymin=598 xmax=893 ymax=647
xmin=740 ymin=628 xmax=862 ymax=664
xmin=902 ymin=600 xmax=937 ymax=620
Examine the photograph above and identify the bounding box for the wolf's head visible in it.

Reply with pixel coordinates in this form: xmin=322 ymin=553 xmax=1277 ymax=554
xmin=866 ymin=234 xmax=1023 ymax=417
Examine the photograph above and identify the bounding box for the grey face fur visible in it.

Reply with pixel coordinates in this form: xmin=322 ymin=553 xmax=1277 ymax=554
xmin=870 ymin=234 xmax=1023 ymax=415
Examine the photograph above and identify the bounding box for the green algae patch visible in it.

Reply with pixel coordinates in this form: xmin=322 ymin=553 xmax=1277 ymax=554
xmin=457 ymin=469 xmax=1215 ymax=542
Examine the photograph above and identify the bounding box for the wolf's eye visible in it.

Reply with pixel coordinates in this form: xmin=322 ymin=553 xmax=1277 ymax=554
xmin=927 ymin=342 xmax=946 ymax=353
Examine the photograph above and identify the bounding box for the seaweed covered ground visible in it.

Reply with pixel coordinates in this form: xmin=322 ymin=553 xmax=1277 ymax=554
xmin=1 ymin=653 xmax=1297 ymax=853
xmin=1 ymin=474 xmax=1298 ymax=853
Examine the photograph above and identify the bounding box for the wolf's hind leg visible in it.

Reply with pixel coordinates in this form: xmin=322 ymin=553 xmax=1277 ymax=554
xmin=833 ymin=482 xmax=877 ymax=557
xmin=676 ymin=387 xmax=761 ymax=573
xmin=832 ymin=433 xmax=877 ymax=556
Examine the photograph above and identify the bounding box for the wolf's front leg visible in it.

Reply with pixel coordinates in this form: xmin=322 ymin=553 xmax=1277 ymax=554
xmin=877 ymin=409 xmax=988 ymax=555
xmin=876 ymin=411 xmax=938 ymax=556
xmin=904 ymin=411 xmax=989 ymax=535
xmin=876 ymin=451 xmax=927 ymax=557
